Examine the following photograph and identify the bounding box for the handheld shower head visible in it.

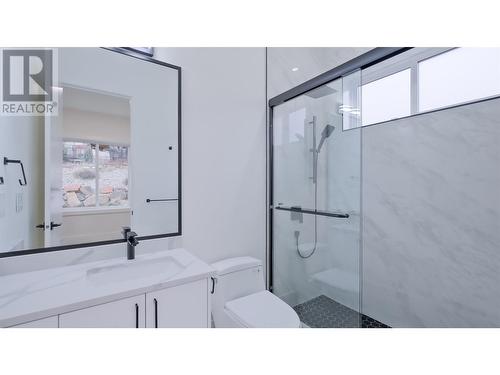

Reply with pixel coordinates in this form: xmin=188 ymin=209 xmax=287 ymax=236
xmin=317 ymin=124 xmax=335 ymax=153
xmin=322 ymin=124 xmax=335 ymax=138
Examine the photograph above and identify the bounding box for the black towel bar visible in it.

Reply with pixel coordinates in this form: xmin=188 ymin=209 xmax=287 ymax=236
xmin=146 ymin=198 xmax=178 ymax=203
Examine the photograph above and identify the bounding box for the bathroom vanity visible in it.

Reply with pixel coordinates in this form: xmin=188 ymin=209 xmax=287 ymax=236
xmin=0 ymin=48 xmax=201 ymax=328
xmin=0 ymin=249 xmax=215 ymax=328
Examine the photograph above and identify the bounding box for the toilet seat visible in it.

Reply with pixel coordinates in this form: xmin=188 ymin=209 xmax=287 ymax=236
xmin=224 ymin=290 xmax=301 ymax=328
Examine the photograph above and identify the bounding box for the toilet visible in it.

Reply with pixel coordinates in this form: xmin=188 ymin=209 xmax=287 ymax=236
xmin=211 ymin=257 xmax=301 ymax=328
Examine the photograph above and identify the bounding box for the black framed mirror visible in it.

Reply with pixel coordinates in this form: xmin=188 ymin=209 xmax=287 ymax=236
xmin=0 ymin=47 xmax=181 ymax=258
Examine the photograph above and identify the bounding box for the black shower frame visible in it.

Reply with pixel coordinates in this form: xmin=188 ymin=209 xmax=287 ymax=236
xmin=0 ymin=47 xmax=182 ymax=258
xmin=267 ymin=47 xmax=411 ymax=291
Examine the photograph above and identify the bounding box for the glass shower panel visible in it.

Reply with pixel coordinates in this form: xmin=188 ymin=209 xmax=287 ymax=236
xmin=273 ymin=210 xmax=361 ymax=327
xmin=272 ymin=71 xmax=362 ymax=328
xmin=272 ymin=96 xmax=316 ymax=210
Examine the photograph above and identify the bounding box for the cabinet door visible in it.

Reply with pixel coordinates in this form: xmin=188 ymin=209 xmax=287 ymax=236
xmin=146 ymin=279 xmax=209 ymax=328
xmin=9 ymin=316 xmax=59 ymax=328
xmin=59 ymin=295 xmax=145 ymax=328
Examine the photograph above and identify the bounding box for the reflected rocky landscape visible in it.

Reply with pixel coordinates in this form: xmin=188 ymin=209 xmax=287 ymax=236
xmin=62 ymin=142 xmax=129 ymax=208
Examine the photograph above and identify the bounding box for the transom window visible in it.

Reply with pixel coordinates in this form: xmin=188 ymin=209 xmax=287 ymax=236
xmin=352 ymin=47 xmax=500 ymax=128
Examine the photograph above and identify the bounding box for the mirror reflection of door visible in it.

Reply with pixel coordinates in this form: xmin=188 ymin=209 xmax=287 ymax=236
xmin=43 ymin=88 xmax=63 ymax=247
xmin=0 ymin=115 xmax=45 ymax=252
xmin=56 ymin=86 xmax=131 ymax=246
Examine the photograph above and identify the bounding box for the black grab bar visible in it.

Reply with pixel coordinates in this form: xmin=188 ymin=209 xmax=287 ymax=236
xmin=274 ymin=205 xmax=349 ymax=219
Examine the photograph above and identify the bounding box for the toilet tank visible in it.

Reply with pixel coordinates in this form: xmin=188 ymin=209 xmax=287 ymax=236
xmin=211 ymin=257 xmax=265 ymax=326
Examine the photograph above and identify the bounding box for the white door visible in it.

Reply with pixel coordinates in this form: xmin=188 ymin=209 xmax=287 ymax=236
xmin=59 ymin=295 xmax=146 ymax=328
xmin=43 ymin=88 xmax=64 ymax=247
xmin=146 ymin=280 xmax=209 ymax=328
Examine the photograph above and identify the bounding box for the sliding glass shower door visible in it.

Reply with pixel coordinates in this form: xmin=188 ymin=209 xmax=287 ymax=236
xmin=271 ymin=72 xmax=362 ymax=327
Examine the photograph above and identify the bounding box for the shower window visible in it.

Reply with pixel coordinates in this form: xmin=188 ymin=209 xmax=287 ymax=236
xmin=361 ymin=68 xmax=411 ymax=126
xmin=355 ymin=47 xmax=500 ymax=128
xmin=418 ymin=48 xmax=500 ymax=112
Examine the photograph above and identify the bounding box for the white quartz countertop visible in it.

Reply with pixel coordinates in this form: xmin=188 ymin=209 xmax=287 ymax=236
xmin=0 ymin=248 xmax=215 ymax=327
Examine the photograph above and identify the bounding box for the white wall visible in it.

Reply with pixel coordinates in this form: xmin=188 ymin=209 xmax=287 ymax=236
xmin=0 ymin=116 xmax=44 ymax=252
xmin=154 ymin=48 xmax=267 ymax=264
xmin=63 ymin=108 xmax=130 ymax=144
xmin=61 ymin=209 xmax=130 ymax=245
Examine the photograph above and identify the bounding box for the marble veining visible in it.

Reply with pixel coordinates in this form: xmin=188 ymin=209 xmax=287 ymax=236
xmin=362 ymin=99 xmax=500 ymax=327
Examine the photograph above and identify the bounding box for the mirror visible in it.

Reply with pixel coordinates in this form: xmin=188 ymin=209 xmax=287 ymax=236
xmin=0 ymin=48 xmax=181 ymax=256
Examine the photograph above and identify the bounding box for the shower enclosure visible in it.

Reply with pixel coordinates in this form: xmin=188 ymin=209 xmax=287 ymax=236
xmin=268 ymin=49 xmax=405 ymax=328
xmin=270 ymin=73 xmax=362 ymax=328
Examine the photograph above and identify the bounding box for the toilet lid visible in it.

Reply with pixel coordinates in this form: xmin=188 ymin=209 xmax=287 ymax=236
xmin=225 ymin=290 xmax=301 ymax=328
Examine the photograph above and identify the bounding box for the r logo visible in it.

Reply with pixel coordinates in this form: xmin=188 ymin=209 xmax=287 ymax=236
xmin=2 ymin=49 xmax=53 ymax=102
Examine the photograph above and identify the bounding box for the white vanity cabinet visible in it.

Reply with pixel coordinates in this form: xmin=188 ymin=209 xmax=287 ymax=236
xmin=54 ymin=279 xmax=210 ymax=328
xmin=0 ymin=249 xmax=215 ymax=329
xmin=10 ymin=316 xmax=59 ymax=328
xmin=59 ymin=295 xmax=146 ymax=328
xmin=146 ymin=279 xmax=209 ymax=328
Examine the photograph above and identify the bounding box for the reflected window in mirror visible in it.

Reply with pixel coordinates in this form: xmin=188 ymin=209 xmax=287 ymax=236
xmin=62 ymin=142 xmax=129 ymax=209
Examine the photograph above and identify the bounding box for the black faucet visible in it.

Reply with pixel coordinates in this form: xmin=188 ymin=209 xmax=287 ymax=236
xmin=122 ymin=227 xmax=140 ymax=260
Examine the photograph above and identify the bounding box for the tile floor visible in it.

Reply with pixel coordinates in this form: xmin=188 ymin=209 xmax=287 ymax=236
xmin=293 ymin=295 xmax=389 ymax=328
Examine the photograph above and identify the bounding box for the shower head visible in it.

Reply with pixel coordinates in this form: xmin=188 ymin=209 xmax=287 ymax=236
xmin=317 ymin=124 xmax=335 ymax=153
xmin=322 ymin=124 xmax=335 ymax=138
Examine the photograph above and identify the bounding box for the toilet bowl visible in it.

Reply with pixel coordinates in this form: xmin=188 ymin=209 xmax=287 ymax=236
xmin=211 ymin=257 xmax=300 ymax=328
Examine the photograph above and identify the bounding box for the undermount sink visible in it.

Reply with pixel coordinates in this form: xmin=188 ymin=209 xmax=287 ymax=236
xmin=86 ymin=256 xmax=185 ymax=284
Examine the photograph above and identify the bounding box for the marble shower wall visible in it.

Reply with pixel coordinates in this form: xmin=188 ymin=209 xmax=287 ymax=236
xmin=362 ymin=99 xmax=500 ymax=327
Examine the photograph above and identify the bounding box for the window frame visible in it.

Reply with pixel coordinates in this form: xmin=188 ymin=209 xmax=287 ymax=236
xmin=359 ymin=47 xmax=500 ymax=128
xmin=417 ymin=47 xmax=500 ymax=113
xmin=62 ymin=138 xmax=131 ymax=213
xmin=360 ymin=67 xmax=413 ymax=126
xmin=360 ymin=48 xmax=452 ymax=126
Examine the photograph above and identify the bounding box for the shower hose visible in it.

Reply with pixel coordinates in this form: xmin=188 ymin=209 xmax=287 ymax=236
xmin=296 ymin=173 xmax=318 ymax=259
